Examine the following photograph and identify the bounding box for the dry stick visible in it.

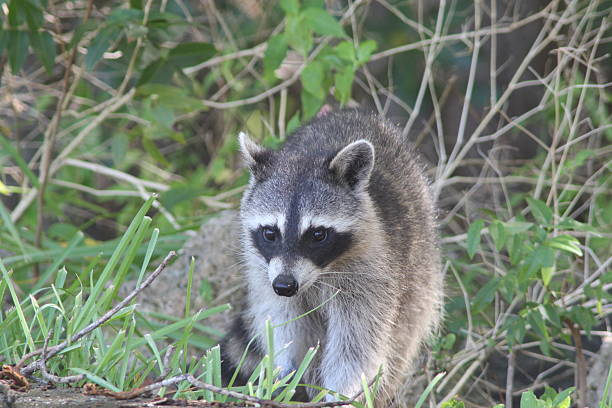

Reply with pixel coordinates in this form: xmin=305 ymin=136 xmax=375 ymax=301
xmin=533 ymin=1 xmax=603 ymax=201
xmin=548 ymin=14 xmax=609 ymax=208
xmin=158 ymin=345 xmax=175 ymax=380
xmin=401 ymin=0 xmax=447 ymax=137
xmin=434 ymin=0 xmax=569 ymax=199
xmin=375 ymin=0 xmax=433 ymax=36
xmin=413 ymin=75 xmax=457 ymax=147
xmin=445 ymin=0 xmax=482 ymax=167
xmin=34 ymin=0 xmax=95 ymax=271
xmin=97 ymin=373 xmax=369 ymax=407
xmin=370 ymin=6 xmax=551 ymax=62
xmin=40 ymin=331 xmax=85 ymax=384
xmin=564 ymin=319 xmax=587 ymax=408
xmin=440 ymin=349 xmax=491 ymax=404
xmin=20 ymin=251 xmax=176 ymax=376
xmin=505 ymin=350 xmax=515 ymax=408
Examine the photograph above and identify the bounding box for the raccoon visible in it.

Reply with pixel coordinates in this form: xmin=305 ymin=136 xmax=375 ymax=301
xmin=221 ymin=109 xmax=443 ymax=406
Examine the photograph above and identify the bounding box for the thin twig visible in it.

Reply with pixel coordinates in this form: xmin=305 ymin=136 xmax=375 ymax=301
xmin=505 ymin=350 xmax=515 ymax=408
xmin=40 ymin=331 xmax=85 ymax=384
xmin=96 ymin=373 xmax=370 ymax=407
xmin=20 ymin=251 xmax=176 ymax=376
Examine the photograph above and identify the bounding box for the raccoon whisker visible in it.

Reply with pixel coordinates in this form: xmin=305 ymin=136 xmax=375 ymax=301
xmin=319 ymin=271 xmax=371 ymax=276
xmin=312 ymin=280 xmax=341 ymax=292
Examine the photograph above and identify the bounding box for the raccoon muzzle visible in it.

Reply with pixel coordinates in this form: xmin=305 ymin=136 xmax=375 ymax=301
xmin=272 ymin=274 xmax=299 ymax=297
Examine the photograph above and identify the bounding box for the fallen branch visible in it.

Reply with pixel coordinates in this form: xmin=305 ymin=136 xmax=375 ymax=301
xmin=39 ymin=331 xmax=85 ymax=384
xmin=85 ymin=373 xmax=360 ymax=407
xmin=86 ymin=345 xmax=375 ymax=407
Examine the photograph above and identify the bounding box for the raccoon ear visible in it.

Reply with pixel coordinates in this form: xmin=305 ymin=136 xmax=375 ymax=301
xmin=329 ymin=140 xmax=375 ymax=190
xmin=238 ymin=132 xmax=264 ymax=167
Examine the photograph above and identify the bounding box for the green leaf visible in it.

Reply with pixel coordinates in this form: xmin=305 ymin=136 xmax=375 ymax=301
xmin=137 ymin=84 xmax=205 ymax=111
xmin=442 ymin=333 xmax=456 ymax=350
xmin=552 ymin=387 xmax=574 ymax=407
xmin=440 ymin=400 xmax=465 ymax=408
xmin=159 ymin=184 xmax=204 ymax=211
xmin=504 ymin=315 xmax=526 ymax=347
xmin=333 ymin=41 xmax=355 ymax=62
xmin=541 ymin=265 xmax=554 ymax=286
xmin=300 ymin=89 xmax=324 ymax=120
xmin=569 ymin=306 xmax=597 ymax=336
xmin=466 ymin=219 xmax=485 ymax=259
xmin=557 ymin=217 xmax=598 ymax=233
xmin=0 ymin=132 xmax=40 ymax=188
xmin=285 ymin=15 xmax=312 ymax=55
xmin=415 ymin=372 xmax=446 ymax=408
xmin=29 ymin=31 xmax=56 ymax=74
xmin=542 ymin=304 xmax=561 ymax=328
xmin=502 ymin=221 xmax=533 ymax=234
xmin=286 ymin=113 xmax=301 ymax=134
xmin=142 ymin=133 xmax=170 ymax=166
xmin=356 ymin=40 xmax=377 ymax=64
xmin=303 ymin=0 xmax=324 ymax=8
xmin=280 ymin=0 xmax=300 ymax=15
xmin=489 ymin=221 xmax=506 ymax=250
xmin=0 ymin=181 xmax=9 ymax=195
xmin=300 ymin=60 xmax=325 ymax=98
xmin=85 ymin=25 xmax=122 ymax=71
xmin=545 ymin=234 xmax=583 ymax=257
xmin=526 ymin=197 xmax=553 ymax=225
xmin=520 ymin=391 xmax=539 ymax=408
xmin=21 ymin=0 xmax=44 ymax=31
xmin=334 ymin=66 xmax=354 ymax=105
xmin=472 ymin=277 xmax=500 ymax=312
xmin=8 ymin=30 xmax=29 ymax=73
xmin=263 ymin=34 xmax=288 ymax=81
xmin=70 ymin=368 xmax=121 ymax=392
xmin=167 ymin=42 xmax=216 ymax=68
xmin=526 ymin=308 xmax=550 ymax=355
xmin=507 ymin=234 xmax=524 ymax=265
xmin=303 ymin=8 xmax=346 ymax=38
xmin=537 ymin=245 xmax=554 ymax=285
xmin=7 ymin=0 xmax=23 ymax=27
xmin=107 ymin=7 xmax=143 ymax=23
xmin=111 ymin=133 xmax=129 ymax=167
xmin=137 ymin=58 xmax=176 ymax=85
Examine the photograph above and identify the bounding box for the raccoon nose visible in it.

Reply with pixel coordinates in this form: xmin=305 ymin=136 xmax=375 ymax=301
xmin=272 ymin=275 xmax=299 ymax=297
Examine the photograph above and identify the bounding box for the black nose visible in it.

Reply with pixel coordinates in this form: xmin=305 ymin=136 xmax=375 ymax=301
xmin=272 ymin=275 xmax=299 ymax=297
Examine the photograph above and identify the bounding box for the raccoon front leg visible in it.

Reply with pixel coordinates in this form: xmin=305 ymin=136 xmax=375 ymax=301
xmin=247 ymin=298 xmax=306 ymax=378
xmin=320 ymin=302 xmax=390 ymax=401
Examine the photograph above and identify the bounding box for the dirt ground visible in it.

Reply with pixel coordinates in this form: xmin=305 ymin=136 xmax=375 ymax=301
xmin=0 ymin=384 xmax=252 ymax=408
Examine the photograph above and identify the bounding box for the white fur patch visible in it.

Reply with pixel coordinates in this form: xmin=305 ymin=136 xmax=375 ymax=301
xmin=243 ymin=213 xmax=287 ymax=235
xmin=299 ymin=214 xmax=355 ymax=235
xmin=268 ymin=257 xmax=283 ymax=282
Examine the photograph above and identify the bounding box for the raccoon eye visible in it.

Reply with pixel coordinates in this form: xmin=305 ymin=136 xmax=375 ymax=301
xmin=311 ymin=227 xmax=328 ymax=243
xmin=262 ymin=226 xmax=277 ymax=242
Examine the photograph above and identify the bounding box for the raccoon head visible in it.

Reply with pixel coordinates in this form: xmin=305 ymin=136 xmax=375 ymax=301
xmin=238 ymin=132 xmax=376 ymax=297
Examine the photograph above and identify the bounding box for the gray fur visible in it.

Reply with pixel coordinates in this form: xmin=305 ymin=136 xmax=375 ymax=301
xmin=222 ymin=110 xmax=443 ymax=406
